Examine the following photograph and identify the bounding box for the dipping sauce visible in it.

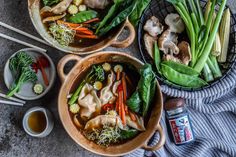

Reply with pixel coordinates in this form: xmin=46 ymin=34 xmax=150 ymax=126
xmin=28 ymin=111 xmax=47 ymax=133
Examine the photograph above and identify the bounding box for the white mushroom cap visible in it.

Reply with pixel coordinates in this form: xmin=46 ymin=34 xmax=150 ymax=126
xmin=165 ymin=13 xmax=185 ymax=33
xmin=158 ymin=29 xmax=179 ymax=55
xmin=144 ymin=16 xmax=164 ymax=37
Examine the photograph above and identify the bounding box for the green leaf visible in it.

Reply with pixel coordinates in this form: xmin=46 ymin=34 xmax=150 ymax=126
xmin=98 ymin=0 xmax=137 ymax=36
xmin=127 ymin=91 xmax=142 ymax=113
xmin=119 ymin=129 xmax=139 ymax=140
xmin=68 ymin=10 xmax=98 ymax=24
xmin=129 ymin=0 xmax=150 ymax=26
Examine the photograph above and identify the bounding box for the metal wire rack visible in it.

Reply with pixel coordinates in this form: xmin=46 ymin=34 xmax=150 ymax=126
xmin=138 ymin=0 xmax=236 ymax=92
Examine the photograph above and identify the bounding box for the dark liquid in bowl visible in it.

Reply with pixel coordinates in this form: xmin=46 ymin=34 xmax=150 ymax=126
xmin=28 ymin=111 xmax=47 ymax=133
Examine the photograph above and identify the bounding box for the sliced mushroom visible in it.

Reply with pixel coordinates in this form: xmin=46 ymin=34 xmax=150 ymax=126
xmin=84 ymin=0 xmax=111 ymax=9
xmin=42 ymin=13 xmax=66 ymax=23
xmin=144 ymin=33 xmax=157 ymax=59
xmin=177 ymin=41 xmax=192 ymax=65
xmin=144 ymin=16 xmax=164 ymax=37
xmin=40 ymin=6 xmax=52 ymax=15
xmin=158 ymin=29 xmax=179 ymax=55
xmin=51 ymin=0 xmax=73 ymax=14
xmin=163 ymin=54 xmax=182 ymax=63
xmin=165 ymin=13 xmax=185 ymax=33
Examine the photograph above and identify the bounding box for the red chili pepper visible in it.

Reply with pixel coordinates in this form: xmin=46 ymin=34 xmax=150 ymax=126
xmin=102 ymin=104 xmax=114 ymax=111
xmin=31 ymin=63 xmax=38 ymax=73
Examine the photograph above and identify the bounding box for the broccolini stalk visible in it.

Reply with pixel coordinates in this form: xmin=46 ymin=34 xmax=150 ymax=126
xmin=68 ymin=65 xmax=105 ymax=105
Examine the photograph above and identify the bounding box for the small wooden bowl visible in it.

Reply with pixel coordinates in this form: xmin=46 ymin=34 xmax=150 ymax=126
xmin=28 ymin=0 xmax=136 ymax=55
xmin=57 ymin=51 xmax=165 ymax=156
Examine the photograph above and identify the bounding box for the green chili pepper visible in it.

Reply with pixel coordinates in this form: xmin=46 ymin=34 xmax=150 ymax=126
xmin=161 ymin=63 xmax=207 ymax=88
xmin=162 ymin=61 xmax=199 ymax=76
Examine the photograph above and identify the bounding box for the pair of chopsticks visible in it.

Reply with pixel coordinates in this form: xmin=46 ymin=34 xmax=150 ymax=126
xmin=0 ymin=93 xmax=26 ymax=106
xmin=0 ymin=21 xmax=51 ymax=52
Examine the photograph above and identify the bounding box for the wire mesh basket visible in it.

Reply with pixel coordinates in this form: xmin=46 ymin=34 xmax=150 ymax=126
xmin=138 ymin=0 xmax=236 ymax=95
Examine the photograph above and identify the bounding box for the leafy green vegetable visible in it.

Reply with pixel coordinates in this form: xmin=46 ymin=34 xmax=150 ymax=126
xmin=129 ymin=0 xmax=150 ymax=26
xmin=96 ymin=0 xmax=125 ymax=34
xmin=43 ymin=0 xmax=59 ymax=6
xmin=7 ymin=52 xmax=37 ymax=97
xmin=119 ymin=129 xmax=139 ymax=140
xmin=68 ymin=65 xmax=105 ymax=105
xmin=98 ymin=0 xmax=137 ymax=36
xmin=127 ymin=91 xmax=141 ymax=113
xmin=68 ymin=10 xmax=98 ymax=24
xmin=161 ymin=63 xmax=207 ymax=88
xmin=127 ymin=64 xmax=156 ymax=116
xmin=49 ymin=23 xmax=76 ymax=46
xmin=154 ymin=41 xmax=161 ymax=74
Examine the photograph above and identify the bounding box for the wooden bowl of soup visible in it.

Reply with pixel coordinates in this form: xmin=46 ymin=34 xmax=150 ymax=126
xmin=28 ymin=0 xmax=135 ymax=55
xmin=57 ymin=51 xmax=165 ymax=156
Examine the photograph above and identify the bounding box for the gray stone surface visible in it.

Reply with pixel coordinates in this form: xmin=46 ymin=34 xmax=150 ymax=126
xmin=0 ymin=0 xmax=236 ymax=157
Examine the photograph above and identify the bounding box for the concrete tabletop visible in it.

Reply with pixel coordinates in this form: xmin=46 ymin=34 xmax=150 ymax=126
xmin=0 ymin=0 xmax=236 ymax=157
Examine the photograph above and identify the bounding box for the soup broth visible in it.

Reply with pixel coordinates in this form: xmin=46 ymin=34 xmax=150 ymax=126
xmin=28 ymin=111 xmax=47 ymax=133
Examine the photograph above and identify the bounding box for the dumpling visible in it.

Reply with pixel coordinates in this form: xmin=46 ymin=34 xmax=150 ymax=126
xmin=78 ymin=83 xmax=101 ymax=120
xmin=112 ymin=80 xmax=121 ymax=96
xmin=84 ymin=115 xmax=123 ymax=130
xmin=126 ymin=115 xmax=146 ymax=131
xmin=84 ymin=0 xmax=111 ymax=9
xmin=100 ymin=72 xmax=116 ymax=105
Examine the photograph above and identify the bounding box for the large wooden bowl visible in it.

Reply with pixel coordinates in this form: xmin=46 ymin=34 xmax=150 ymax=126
xmin=57 ymin=51 xmax=165 ymax=156
xmin=28 ymin=0 xmax=135 ymax=55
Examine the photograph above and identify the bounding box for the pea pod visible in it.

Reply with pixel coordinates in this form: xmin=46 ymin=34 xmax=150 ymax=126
xmin=162 ymin=61 xmax=199 ymax=76
xmin=68 ymin=10 xmax=97 ymax=24
xmin=154 ymin=41 xmax=161 ymax=74
xmin=161 ymin=63 xmax=207 ymax=88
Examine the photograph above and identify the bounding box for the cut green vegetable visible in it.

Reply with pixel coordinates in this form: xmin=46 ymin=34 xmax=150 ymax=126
xmin=33 ymin=84 xmax=44 ymax=95
xmin=68 ymin=10 xmax=98 ymax=24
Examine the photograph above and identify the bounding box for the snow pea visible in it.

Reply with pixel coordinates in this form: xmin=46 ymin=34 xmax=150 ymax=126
xmin=162 ymin=61 xmax=199 ymax=76
xmin=161 ymin=63 xmax=207 ymax=88
xmin=68 ymin=10 xmax=97 ymax=24
xmin=154 ymin=41 xmax=161 ymax=74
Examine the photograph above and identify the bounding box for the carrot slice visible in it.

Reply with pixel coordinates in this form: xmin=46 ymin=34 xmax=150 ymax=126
xmin=122 ymin=72 xmax=127 ymax=101
xmin=77 ymin=29 xmax=94 ymax=35
xmin=84 ymin=18 xmax=100 ymax=24
xmin=57 ymin=20 xmax=81 ymax=27
xmin=116 ymin=69 xmax=121 ymax=80
xmin=129 ymin=111 xmax=137 ymax=122
xmin=75 ymin=34 xmax=98 ymax=39
xmin=124 ymin=105 xmax=128 ymax=114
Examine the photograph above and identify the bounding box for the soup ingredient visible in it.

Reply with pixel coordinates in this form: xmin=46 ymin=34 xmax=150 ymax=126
xmin=68 ymin=65 xmax=105 ymax=105
xmin=218 ymin=8 xmax=230 ymax=63
xmin=144 ymin=16 xmax=164 ymax=37
xmin=144 ymin=33 xmax=156 ymax=58
xmin=212 ymin=33 xmax=221 ymax=57
xmin=78 ymin=83 xmax=101 ymax=119
xmin=7 ymin=52 xmax=37 ymax=97
xmin=84 ymin=0 xmax=111 ymax=9
xmin=126 ymin=115 xmax=145 ymax=131
xmin=119 ymin=129 xmax=139 ymax=140
xmin=100 ymin=72 xmax=116 ymax=105
xmin=84 ymin=114 xmax=123 ymax=130
xmin=69 ymin=103 xmax=80 ymax=114
xmin=73 ymin=114 xmax=83 ymax=128
xmin=42 ymin=13 xmax=66 ymax=23
xmin=78 ymin=5 xmax=87 ymax=12
xmin=97 ymin=0 xmax=137 ymax=36
xmin=50 ymin=0 xmax=73 ymax=14
xmin=28 ymin=111 xmax=46 ymax=133
xmin=49 ymin=23 xmax=76 ymax=46
xmin=165 ymin=13 xmax=185 ymax=33
xmin=85 ymin=125 xmax=120 ymax=147
xmin=40 ymin=6 xmax=52 ymax=15
xmin=68 ymin=4 xmax=78 ymax=15
xmin=154 ymin=41 xmax=161 ymax=73
xmin=114 ymin=65 xmax=123 ymax=73
xmin=129 ymin=0 xmax=150 ymax=26
xmin=102 ymin=63 xmax=111 ymax=72
xmin=93 ymin=81 xmax=103 ymax=90
xmin=161 ymin=63 xmax=207 ymax=88
xmin=73 ymin=0 xmax=83 ymax=6
xmin=68 ymin=10 xmax=98 ymax=24
xmin=37 ymin=56 xmax=50 ymax=86
xmin=177 ymin=41 xmax=192 ymax=65
xmin=43 ymin=0 xmax=60 ymax=6
xmin=102 ymin=104 xmax=114 ymax=111
xmin=127 ymin=64 xmax=156 ymax=116
xmin=33 ymin=84 xmax=44 ymax=95
xmin=158 ymin=29 xmax=179 ymax=55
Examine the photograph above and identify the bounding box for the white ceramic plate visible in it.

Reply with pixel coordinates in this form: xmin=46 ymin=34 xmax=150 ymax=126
xmin=4 ymin=48 xmax=56 ymax=100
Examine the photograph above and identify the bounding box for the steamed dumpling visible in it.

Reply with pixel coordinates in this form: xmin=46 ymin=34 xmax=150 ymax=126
xmin=126 ymin=115 xmax=146 ymax=131
xmin=84 ymin=115 xmax=123 ymax=130
xmin=84 ymin=0 xmax=111 ymax=9
xmin=78 ymin=83 xmax=101 ymax=120
xmin=100 ymin=72 xmax=116 ymax=105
